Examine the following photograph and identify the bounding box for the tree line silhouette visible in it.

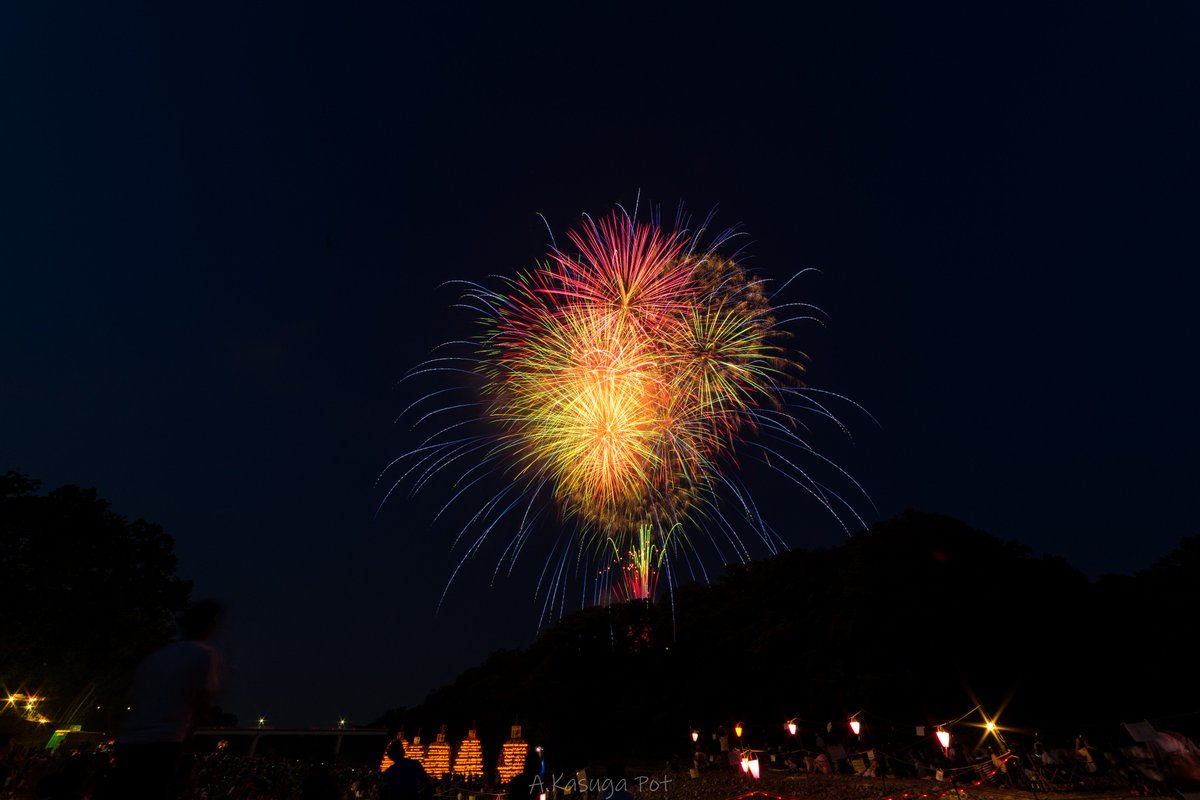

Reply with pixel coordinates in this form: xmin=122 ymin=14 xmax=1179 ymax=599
xmin=4 ymin=471 xmax=1195 ymax=767
xmin=378 ymin=511 xmax=1198 ymax=766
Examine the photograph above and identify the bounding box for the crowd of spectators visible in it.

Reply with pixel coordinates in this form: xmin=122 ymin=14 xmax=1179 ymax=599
xmin=3 ymin=724 xmax=1194 ymax=800
xmin=684 ymin=726 xmax=1180 ymax=796
xmin=0 ymin=741 xmax=384 ymax=799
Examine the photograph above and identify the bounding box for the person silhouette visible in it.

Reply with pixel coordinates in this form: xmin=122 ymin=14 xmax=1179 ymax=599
xmin=507 ymin=749 xmax=544 ymax=800
xmin=381 ymin=739 xmax=433 ymax=800
xmin=100 ymin=599 xmax=224 ymax=800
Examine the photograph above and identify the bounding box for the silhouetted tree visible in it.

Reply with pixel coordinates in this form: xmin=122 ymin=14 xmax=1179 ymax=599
xmin=0 ymin=471 xmax=191 ymax=725
xmin=385 ymin=510 xmax=1197 ymax=765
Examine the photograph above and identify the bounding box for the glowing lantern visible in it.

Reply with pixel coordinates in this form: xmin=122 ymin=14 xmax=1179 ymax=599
xmin=850 ymin=719 xmax=861 ymax=736
xmin=748 ymin=757 xmax=761 ymax=779
xmin=405 ymin=732 xmax=427 ymax=765
xmin=691 ymin=731 xmax=699 ymax=743
xmin=936 ymin=729 xmax=951 ymax=751
xmin=740 ymin=755 xmax=749 ymax=773
xmin=734 ymin=723 xmax=743 ymax=738
xmin=787 ymin=721 xmax=797 ymax=736
xmin=454 ymin=727 xmax=485 ymax=778
xmin=425 ymin=725 xmax=453 ymax=778
xmin=497 ymin=724 xmax=528 ymax=783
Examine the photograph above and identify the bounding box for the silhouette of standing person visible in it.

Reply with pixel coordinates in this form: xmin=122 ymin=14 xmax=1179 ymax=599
xmin=381 ymin=739 xmax=433 ymax=800
xmin=506 ymin=749 xmax=543 ymax=800
xmin=100 ymin=599 xmax=223 ymax=800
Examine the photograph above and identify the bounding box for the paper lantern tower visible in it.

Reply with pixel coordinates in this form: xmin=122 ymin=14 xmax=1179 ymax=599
xmin=405 ymin=731 xmax=427 ymax=765
xmin=425 ymin=725 xmax=453 ymax=778
xmin=497 ymin=723 xmax=529 ymax=783
xmin=454 ymin=726 xmax=485 ymax=778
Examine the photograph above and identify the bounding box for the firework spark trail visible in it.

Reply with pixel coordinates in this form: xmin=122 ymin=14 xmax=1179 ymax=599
xmin=386 ymin=203 xmax=870 ymax=619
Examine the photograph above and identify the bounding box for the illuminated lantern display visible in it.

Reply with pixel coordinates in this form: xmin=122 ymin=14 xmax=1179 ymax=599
xmin=748 ymin=757 xmax=761 ymax=780
xmin=455 ymin=727 xmax=485 ymax=778
xmin=936 ymin=729 xmax=951 ymax=752
xmin=425 ymin=725 xmax=452 ymax=778
xmin=497 ymin=724 xmax=529 ymax=784
xmin=406 ymin=732 xmax=427 ymax=765
xmin=850 ymin=718 xmax=861 ymax=736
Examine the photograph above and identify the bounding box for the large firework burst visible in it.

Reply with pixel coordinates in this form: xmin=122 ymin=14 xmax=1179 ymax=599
xmin=386 ymin=203 xmax=869 ymax=619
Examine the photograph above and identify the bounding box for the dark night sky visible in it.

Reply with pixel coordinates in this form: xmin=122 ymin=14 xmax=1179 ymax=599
xmin=3 ymin=4 xmax=1198 ymax=727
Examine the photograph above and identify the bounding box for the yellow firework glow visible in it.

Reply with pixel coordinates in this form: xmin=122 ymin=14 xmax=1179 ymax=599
xmin=392 ymin=204 xmax=866 ymax=613
xmin=480 ymin=216 xmax=786 ymax=539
